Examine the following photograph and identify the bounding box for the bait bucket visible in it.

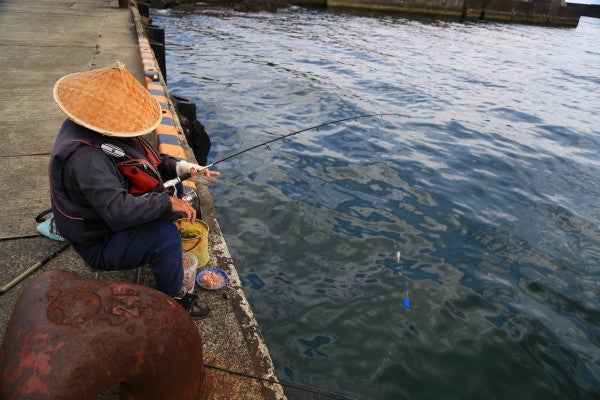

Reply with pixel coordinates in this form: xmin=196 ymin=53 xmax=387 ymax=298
xmin=175 ymin=219 xmax=209 ymax=268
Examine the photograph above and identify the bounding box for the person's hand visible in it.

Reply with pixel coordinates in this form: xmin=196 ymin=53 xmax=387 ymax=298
xmin=176 ymin=160 xmax=220 ymax=185
xmin=170 ymin=196 xmax=196 ymax=223
xmin=195 ymin=168 xmax=220 ymax=183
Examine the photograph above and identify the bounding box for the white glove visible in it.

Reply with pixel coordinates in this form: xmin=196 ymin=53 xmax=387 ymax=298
xmin=176 ymin=160 xmax=204 ymax=176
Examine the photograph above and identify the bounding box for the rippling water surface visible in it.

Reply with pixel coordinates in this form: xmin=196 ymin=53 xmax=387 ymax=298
xmin=153 ymin=7 xmax=599 ymax=399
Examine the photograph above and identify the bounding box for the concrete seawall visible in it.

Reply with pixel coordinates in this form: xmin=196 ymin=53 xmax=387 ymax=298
xmin=567 ymin=2 xmax=600 ymax=18
xmin=173 ymin=0 xmax=582 ymax=26
xmin=326 ymin=0 xmax=582 ymax=26
xmin=129 ymin=4 xmax=288 ymax=399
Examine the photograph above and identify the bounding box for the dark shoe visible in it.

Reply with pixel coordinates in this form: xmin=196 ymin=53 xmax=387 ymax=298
xmin=173 ymin=291 xmax=210 ymax=319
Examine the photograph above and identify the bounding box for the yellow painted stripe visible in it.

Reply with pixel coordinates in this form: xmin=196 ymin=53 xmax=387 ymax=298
xmin=135 ymin=24 xmax=197 ymax=189
xmin=147 ymin=82 xmax=163 ymax=92
xmin=155 ymin=124 xmax=179 ymax=137
xmin=158 ymin=143 xmax=187 ymax=159
xmin=154 ymin=94 xmax=169 ymax=105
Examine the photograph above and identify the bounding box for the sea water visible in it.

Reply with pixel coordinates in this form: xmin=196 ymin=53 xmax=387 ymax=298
xmin=152 ymin=7 xmax=599 ymax=399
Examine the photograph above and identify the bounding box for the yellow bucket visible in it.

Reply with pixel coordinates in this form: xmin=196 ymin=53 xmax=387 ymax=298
xmin=175 ymin=219 xmax=209 ymax=268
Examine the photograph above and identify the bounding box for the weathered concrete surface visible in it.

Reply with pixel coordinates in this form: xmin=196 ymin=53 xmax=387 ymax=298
xmin=0 ymin=0 xmax=285 ymax=399
xmin=170 ymin=0 xmax=581 ymax=25
xmin=463 ymin=0 xmax=583 ymax=26
xmin=0 ymin=0 xmax=145 ymax=240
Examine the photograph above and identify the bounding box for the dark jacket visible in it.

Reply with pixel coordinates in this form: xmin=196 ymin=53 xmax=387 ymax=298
xmin=49 ymin=119 xmax=179 ymax=246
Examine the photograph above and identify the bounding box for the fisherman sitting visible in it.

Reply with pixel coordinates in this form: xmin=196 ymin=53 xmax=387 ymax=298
xmin=48 ymin=62 xmax=220 ymax=319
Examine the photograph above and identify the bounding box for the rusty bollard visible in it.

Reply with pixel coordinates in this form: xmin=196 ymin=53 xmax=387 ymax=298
xmin=0 ymin=270 xmax=205 ymax=400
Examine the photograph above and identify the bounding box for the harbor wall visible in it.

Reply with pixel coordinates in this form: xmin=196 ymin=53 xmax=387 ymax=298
xmin=566 ymin=3 xmax=600 ymax=17
xmin=148 ymin=0 xmax=582 ymax=26
xmin=170 ymin=0 xmax=583 ymax=26
xmin=326 ymin=0 xmax=582 ymax=26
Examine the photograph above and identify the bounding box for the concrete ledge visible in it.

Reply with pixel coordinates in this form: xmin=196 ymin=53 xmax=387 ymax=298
xmin=129 ymin=2 xmax=287 ymax=399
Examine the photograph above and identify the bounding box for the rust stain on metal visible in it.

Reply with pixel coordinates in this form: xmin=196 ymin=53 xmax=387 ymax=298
xmin=0 ymin=270 xmax=206 ymax=400
xmin=46 ymin=290 xmax=102 ymax=325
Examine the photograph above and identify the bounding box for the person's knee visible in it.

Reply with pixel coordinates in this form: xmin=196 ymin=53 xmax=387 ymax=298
xmin=150 ymin=221 xmax=181 ymax=251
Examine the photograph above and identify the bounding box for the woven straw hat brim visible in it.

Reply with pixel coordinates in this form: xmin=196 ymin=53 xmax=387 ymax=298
xmin=53 ymin=64 xmax=162 ymax=137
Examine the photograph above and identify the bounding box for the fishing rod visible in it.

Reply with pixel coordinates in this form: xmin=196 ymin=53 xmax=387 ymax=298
xmin=198 ymin=113 xmax=407 ymax=170
xmin=0 ymin=242 xmax=70 ymax=296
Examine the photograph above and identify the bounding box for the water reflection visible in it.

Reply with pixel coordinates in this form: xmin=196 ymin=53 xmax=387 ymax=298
xmin=154 ymin=7 xmax=600 ymax=399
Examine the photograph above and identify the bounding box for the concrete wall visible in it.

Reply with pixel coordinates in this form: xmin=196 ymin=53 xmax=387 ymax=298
xmin=326 ymin=0 xmax=582 ymax=26
xmin=567 ymin=3 xmax=600 ymax=17
xmin=327 ymin=0 xmax=464 ymax=17
xmin=155 ymin=0 xmax=583 ymax=26
xmin=464 ymin=0 xmax=583 ymax=26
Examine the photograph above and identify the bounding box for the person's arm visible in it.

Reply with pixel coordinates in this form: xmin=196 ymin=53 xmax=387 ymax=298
xmin=157 ymin=153 xmax=180 ymax=181
xmin=169 ymin=196 xmax=196 ymax=223
xmin=66 ymin=146 xmax=174 ymax=231
xmin=174 ymin=159 xmax=221 ymax=182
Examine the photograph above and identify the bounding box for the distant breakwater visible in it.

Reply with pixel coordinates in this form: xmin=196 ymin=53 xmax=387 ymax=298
xmin=326 ymin=0 xmax=583 ymax=27
xmin=148 ymin=0 xmax=583 ymax=27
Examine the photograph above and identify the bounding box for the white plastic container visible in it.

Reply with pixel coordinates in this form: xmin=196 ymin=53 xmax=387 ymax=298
xmin=182 ymin=251 xmax=198 ymax=292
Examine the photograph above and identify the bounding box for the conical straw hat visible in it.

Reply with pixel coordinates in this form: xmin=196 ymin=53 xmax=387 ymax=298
xmin=53 ymin=62 xmax=162 ymax=137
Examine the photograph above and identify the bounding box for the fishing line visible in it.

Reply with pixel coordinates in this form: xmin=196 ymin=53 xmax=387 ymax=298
xmin=204 ymin=363 xmax=359 ymax=400
xmin=198 ymin=115 xmax=405 ymax=397
xmin=199 ymin=113 xmax=408 ymax=170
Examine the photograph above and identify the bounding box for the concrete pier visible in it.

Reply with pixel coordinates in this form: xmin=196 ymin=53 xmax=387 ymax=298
xmin=0 ymin=0 xmax=285 ymax=399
